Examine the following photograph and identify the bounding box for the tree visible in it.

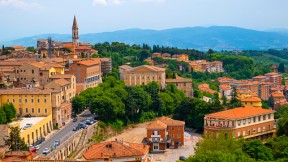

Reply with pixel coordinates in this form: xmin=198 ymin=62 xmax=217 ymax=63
xmin=0 ymin=108 xmax=7 ymax=124
xmin=265 ymin=135 xmax=288 ymax=159
xmin=275 ymin=105 xmax=288 ymax=119
xmin=268 ymin=95 xmax=274 ymax=109
xmin=26 ymin=46 xmax=36 ymax=53
xmin=2 ymin=103 xmax=16 ymax=123
xmin=278 ymin=63 xmax=285 ymax=73
xmin=276 ymin=113 xmax=288 ymax=136
xmin=72 ymin=96 xmax=86 ymax=114
xmin=186 ymin=134 xmax=253 ymax=162
xmin=5 ymin=126 xmax=29 ymax=151
xmin=243 ymin=140 xmax=273 ymax=161
xmin=159 ymin=92 xmax=174 ymax=116
xmin=229 ymin=88 xmax=242 ymax=108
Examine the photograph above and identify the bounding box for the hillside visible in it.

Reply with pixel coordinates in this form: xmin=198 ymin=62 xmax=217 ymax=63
xmin=2 ymin=26 xmax=288 ymax=50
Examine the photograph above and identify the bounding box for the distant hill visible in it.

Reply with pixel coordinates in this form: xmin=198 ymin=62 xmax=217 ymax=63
xmin=1 ymin=26 xmax=288 ymax=50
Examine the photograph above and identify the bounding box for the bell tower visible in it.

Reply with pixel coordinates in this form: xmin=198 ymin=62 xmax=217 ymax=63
xmin=72 ymin=15 xmax=79 ymax=46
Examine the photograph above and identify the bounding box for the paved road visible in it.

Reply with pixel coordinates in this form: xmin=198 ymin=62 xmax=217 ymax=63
xmin=37 ymin=110 xmax=94 ymax=156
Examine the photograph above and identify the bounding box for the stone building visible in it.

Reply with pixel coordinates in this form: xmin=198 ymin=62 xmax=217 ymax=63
xmin=119 ymin=65 xmax=166 ymax=89
xmin=165 ymin=75 xmax=193 ymax=98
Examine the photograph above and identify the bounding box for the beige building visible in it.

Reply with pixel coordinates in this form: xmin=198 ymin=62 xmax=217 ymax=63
xmin=166 ymin=75 xmax=193 ymax=98
xmin=119 ymin=65 xmax=166 ymax=89
xmin=14 ymin=62 xmax=65 ymax=86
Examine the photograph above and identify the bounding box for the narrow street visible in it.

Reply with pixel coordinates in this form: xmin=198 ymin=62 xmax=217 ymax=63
xmin=37 ymin=110 xmax=93 ymax=156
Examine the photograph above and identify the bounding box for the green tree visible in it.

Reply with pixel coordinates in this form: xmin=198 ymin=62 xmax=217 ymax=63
xmin=2 ymin=103 xmax=16 ymax=123
xmin=0 ymin=108 xmax=7 ymax=124
xmin=26 ymin=46 xmax=36 ymax=53
xmin=5 ymin=126 xmax=29 ymax=151
xmin=72 ymin=96 xmax=86 ymax=114
xmin=187 ymin=134 xmax=253 ymax=162
xmin=229 ymin=88 xmax=242 ymax=108
xmin=276 ymin=113 xmax=288 ymax=136
xmin=243 ymin=140 xmax=273 ymax=161
xmin=265 ymin=135 xmax=288 ymax=159
xmin=90 ymin=95 xmax=125 ymax=122
xmin=278 ymin=63 xmax=285 ymax=73
xmin=159 ymin=92 xmax=174 ymax=116
xmin=275 ymin=105 xmax=288 ymax=119
xmin=268 ymin=95 xmax=274 ymax=109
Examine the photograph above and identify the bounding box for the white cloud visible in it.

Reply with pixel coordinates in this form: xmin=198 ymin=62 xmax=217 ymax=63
xmin=92 ymin=0 xmax=166 ymax=6
xmin=0 ymin=0 xmax=41 ymax=9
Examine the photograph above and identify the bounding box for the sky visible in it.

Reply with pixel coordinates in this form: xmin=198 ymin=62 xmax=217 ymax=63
xmin=0 ymin=0 xmax=288 ymax=41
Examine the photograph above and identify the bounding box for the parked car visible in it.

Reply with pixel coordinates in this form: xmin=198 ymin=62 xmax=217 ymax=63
xmin=34 ymin=145 xmax=40 ymax=150
xmin=90 ymin=119 xmax=97 ymax=123
xmin=85 ymin=119 xmax=92 ymax=125
xmin=73 ymin=118 xmax=77 ymax=122
xmin=24 ymin=114 xmax=31 ymax=118
xmin=72 ymin=126 xmax=77 ymax=131
xmin=23 ymin=125 xmax=30 ymax=130
xmin=26 ymin=123 xmax=33 ymax=127
xmin=53 ymin=140 xmax=60 ymax=147
xmin=179 ymin=156 xmax=186 ymax=161
xmin=30 ymin=147 xmax=36 ymax=152
xmin=78 ymin=123 xmax=88 ymax=129
xmin=42 ymin=148 xmax=50 ymax=154
xmin=35 ymin=137 xmax=45 ymax=145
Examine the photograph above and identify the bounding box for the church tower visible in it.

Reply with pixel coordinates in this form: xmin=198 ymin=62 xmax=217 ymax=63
xmin=72 ymin=15 xmax=79 ymax=46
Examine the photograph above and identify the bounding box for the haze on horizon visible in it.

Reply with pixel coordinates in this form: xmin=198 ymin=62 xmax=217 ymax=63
xmin=0 ymin=0 xmax=287 ymax=41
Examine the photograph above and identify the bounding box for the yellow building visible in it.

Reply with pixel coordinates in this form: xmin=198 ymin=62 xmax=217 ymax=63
xmin=0 ymin=88 xmax=60 ymax=117
xmin=237 ymin=89 xmax=252 ymax=100
xmin=241 ymin=97 xmax=262 ymax=108
xmin=9 ymin=115 xmax=53 ymax=145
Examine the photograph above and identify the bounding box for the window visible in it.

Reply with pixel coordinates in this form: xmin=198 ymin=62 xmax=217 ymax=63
xmin=253 ymin=128 xmax=256 ymax=133
xmin=237 ymin=120 xmax=241 ymax=126
xmin=31 ymin=99 xmax=34 ymax=103
xmin=45 ymin=109 xmax=47 ymax=113
xmin=238 ymin=131 xmax=241 ymax=137
xmin=25 ymin=99 xmax=27 ymax=103
xmin=258 ymin=116 xmax=261 ymax=122
xmin=38 ymin=108 xmax=40 ymax=113
xmin=243 ymin=131 xmax=246 ymax=136
xmin=248 ymin=130 xmax=251 ymax=135
xmin=268 ymin=114 xmax=271 ymax=119
xmin=12 ymin=99 xmax=15 ymax=103
xmin=26 ymin=108 xmax=28 ymax=113
xmin=258 ymin=127 xmax=261 ymax=133
xmin=263 ymin=126 xmax=266 ymax=131
xmin=248 ymin=118 xmax=251 ymax=123
xmin=242 ymin=119 xmax=246 ymax=125
xmin=32 ymin=108 xmax=34 ymax=113
xmin=32 ymin=70 xmax=34 ymax=74
xmin=44 ymin=99 xmax=46 ymax=103
xmin=253 ymin=117 xmax=256 ymax=122
xmin=19 ymin=99 xmax=21 ymax=103
xmin=263 ymin=115 xmax=266 ymax=120
xmin=153 ymin=145 xmax=159 ymax=150
xmin=38 ymin=99 xmax=40 ymax=103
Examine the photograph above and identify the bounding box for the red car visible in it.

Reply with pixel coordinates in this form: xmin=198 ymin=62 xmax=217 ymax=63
xmin=30 ymin=147 xmax=36 ymax=152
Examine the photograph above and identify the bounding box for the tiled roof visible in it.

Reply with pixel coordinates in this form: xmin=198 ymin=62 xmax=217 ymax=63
xmin=12 ymin=46 xmax=25 ymax=49
xmin=147 ymin=120 xmax=167 ymax=129
xmin=0 ymin=88 xmax=57 ymax=95
xmin=205 ymin=106 xmax=274 ymax=119
xmin=82 ymin=141 xmax=149 ymax=160
xmin=77 ymin=59 xmax=100 ymax=66
xmin=158 ymin=116 xmax=185 ymax=126
xmin=253 ymin=75 xmax=266 ymax=79
xmin=126 ymin=65 xmax=165 ymax=72
xmin=53 ymin=79 xmax=70 ymax=86
xmin=219 ymin=85 xmax=231 ymax=91
xmin=241 ymin=97 xmax=261 ymax=102
xmin=119 ymin=65 xmax=133 ymax=70
xmin=272 ymin=92 xmax=285 ymax=98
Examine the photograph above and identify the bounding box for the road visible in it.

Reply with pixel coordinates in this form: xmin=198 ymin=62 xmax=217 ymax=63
xmin=37 ymin=109 xmax=93 ymax=156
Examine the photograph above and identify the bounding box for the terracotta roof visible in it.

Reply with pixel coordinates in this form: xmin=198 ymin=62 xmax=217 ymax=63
xmin=77 ymin=59 xmax=100 ymax=66
xmin=253 ymin=75 xmax=266 ymax=79
xmin=205 ymin=106 xmax=274 ymax=119
xmin=125 ymin=65 xmax=165 ymax=72
xmin=265 ymin=72 xmax=279 ymax=76
xmin=12 ymin=46 xmax=25 ymax=50
xmin=100 ymin=58 xmax=111 ymax=62
xmin=147 ymin=120 xmax=167 ymax=129
xmin=158 ymin=116 xmax=185 ymax=126
xmin=241 ymin=97 xmax=261 ymax=102
xmin=75 ymin=46 xmax=91 ymax=50
xmin=53 ymin=79 xmax=70 ymax=86
xmin=82 ymin=141 xmax=149 ymax=160
xmin=219 ymin=85 xmax=231 ymax=91
xmin=0 ymin=88 xmax=57 ymax=95
xmin=119 ymin=65 xmax=133 ymax=70
xmin=272 ymin=92 xmax=285 ymax=98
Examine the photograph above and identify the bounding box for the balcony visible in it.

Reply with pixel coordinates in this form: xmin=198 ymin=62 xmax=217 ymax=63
xmin=205 ymin=124 xmax=235 ymax=130
xmin=244 ymin=129 xmax=276 ymax=139
xmin=149 ymin=137 xmax=164 ymax=143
